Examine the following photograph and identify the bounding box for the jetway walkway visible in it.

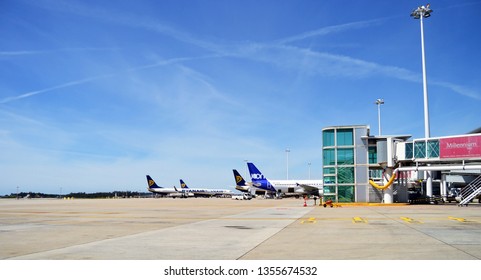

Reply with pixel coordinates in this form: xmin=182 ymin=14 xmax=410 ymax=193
xmin=459 ymin=174 xmax=481 ymax=206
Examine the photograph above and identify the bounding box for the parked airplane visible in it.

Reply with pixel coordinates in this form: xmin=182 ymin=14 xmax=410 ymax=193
xmin=247 ymin=162 xmax=323 ymax=197
xmin=180 ymin=179 xmax=233 ymax=197
xmin=146 ymin=175 xmax=192 ymax=198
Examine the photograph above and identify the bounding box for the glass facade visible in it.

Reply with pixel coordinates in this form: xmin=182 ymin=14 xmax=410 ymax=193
xmin=369 ymin=169 xmax=382 ymax=179
xmin=427 ymin=139 xmax=440 ymax=158
xmin=323 ymin=185 xmax=336 ymax=194
xmin=322 ymin=126 xmax=359 ymax=203
xmin=323 ymin=149 xmax=336 ymax=165
xmin=323 ymin=176 xmax=335 ymax=184
xmin=337 ymin=148 xmax=354 ymax=165
xmin=338 ymin=186 xmax=354 ymax=202
xmin=322 ymin=125 xmax=415 ymax=203
xmin=336 ymin=129 xmax=353 ymax=146
xmin=338 ymin=166 xmax=354 ymax=183
xmin=405 ymin=142 xmax=413 ymax=159
xmin=323 ymin=167 xmax=336 ymax=174
xmin=414 ymin=141 xmax=426 ymax=158
xmin=368 ymin=146 xmax=377 ymax=164
xmin=412 ymin=139 xmax=440 ymax=159
xmin=323 ymin=129 xmax=335 ymax=147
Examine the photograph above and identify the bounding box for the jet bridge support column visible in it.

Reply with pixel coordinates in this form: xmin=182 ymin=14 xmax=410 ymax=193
xmin=383 ymin=168 xmax=393 ymax=204
xmin=441 ymin=174 xmax=447 ymax=201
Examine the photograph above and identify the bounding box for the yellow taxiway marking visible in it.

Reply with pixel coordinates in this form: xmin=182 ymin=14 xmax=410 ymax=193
xmin=400 ymin=217 xmax=423 ymax=224
xmin=448 ymin=216 xmax=467 ymax=223
xmin=301 ymin=217 xmax=317 ymax=224
xmin=352 ymin=217 xmax=368 ymax=224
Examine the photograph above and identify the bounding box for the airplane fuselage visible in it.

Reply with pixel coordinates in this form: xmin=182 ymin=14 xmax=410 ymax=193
xmin=253 ymin=179 xmax=323 ymax=195
xmin=247 ymin=162 xmax=323 ymax=197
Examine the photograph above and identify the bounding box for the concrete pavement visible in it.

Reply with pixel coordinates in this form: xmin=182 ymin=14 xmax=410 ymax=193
xmin=1 ymin=198 xmax=480 ymax=260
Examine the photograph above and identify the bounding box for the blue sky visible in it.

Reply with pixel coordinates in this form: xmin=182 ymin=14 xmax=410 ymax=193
xmin=1 ymin=0 xmax=480 ymax=195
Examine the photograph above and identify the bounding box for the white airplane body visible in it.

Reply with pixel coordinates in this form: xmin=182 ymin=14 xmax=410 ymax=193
xmin=180 ymin=179 xmax=233 ymax=197
xmin=269 ymin=179 xmax=323 ymax=196
xmin=247 ymin=162 xmax=323 ymax=197
xmin=146 ymin=175 xmax=193 ymax=198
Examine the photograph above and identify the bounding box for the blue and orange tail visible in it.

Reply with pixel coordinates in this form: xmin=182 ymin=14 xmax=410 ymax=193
xmin=233 ymin=169 xmax=247 ymax=186
xmin=180 ymin=179 xmax=189 ymax=189
xmin=146 ymin=175 xmax=161 ymax=189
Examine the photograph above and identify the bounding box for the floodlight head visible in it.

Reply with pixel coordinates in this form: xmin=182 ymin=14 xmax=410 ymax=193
xmin=411 ymin=4 xmax=433 ymax=19
xmin=410 ymin=9 xmax=421 ymax=19
xmin=375 ymin=99 xmax=384 ymax=105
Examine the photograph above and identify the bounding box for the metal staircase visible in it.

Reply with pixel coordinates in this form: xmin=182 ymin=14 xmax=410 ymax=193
xmin=458 ymin=175 xmax=481 ymax=206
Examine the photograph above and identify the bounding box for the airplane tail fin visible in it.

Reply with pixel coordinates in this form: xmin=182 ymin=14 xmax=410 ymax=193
xmin=247 ymin=162 xmax=276 ymax=192
xmin=180 ymin=179 xmax=189 ymax=189
xmin=233 ymin=169 xmax=247 ymax=186
xmin=146 ymin=175 xmax=161 ymax=189
xmin=247 ymin=162 xmax=266 ymax=182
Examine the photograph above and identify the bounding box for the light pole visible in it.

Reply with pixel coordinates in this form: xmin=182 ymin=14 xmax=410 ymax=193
xmin=285 ymin=148 xmax=290 ymax=180
xmin=308 ymin=162 xmax=311 ymax=180
xmin=375 ymin=99 xmax=384 ymax=136
xmin=411 ymin=3 xmax=433 ymax=197
xmin=411 ymin=4 xmax=432 ymax=139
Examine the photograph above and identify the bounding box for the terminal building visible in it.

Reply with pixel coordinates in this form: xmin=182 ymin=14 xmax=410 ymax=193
xmin=321 ymin=125 xmax=481 ymax=205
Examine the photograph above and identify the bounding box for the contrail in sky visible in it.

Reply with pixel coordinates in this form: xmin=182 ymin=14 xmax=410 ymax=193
xmin=277 ymin=18 xmax=384 ymax=45
xmin=0 ymin=55 xmax=217 ymax=104
xmin=0 ymin=75 xmax=112 ymax=104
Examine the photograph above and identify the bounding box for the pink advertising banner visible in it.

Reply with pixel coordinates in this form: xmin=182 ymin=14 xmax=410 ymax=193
xmin=440 ymin=135 xmax=481 ymax=159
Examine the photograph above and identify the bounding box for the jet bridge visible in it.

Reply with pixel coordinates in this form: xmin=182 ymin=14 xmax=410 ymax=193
xmin=368 ymin=133 xmax=481 ymax=204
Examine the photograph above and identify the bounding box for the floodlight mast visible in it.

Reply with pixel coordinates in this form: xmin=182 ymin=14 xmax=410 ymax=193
xmin=411 ymin=4 xmax=433 ymax=198
xmin=375 ymin=99 xmax=384 ymax=136
xmin=411 ymin=4 xmax=432 ymax=139
xmin=285 ymin=148 xmax=290 ymax=180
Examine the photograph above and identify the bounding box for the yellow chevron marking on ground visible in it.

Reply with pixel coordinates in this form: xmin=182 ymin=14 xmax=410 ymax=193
xmin=352 ymin=217 xmax=367 ymax=224
xmin=448 ymin=216 xmax=467 ymax=223
xmin=400 ymin=217 xmax=423 ymax=224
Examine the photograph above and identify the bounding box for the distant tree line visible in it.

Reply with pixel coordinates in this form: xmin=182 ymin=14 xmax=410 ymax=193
xmin=0 ymin=191 xmax=151 ymax=199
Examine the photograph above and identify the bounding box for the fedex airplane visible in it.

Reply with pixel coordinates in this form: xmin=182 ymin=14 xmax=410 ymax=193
xmin=180 ymin=179 xmax=233 ymax=197
xmin=247 ymin=162 xmax=323 ymax=197
xmin=145 ymin=175 xmax=193 ymax=198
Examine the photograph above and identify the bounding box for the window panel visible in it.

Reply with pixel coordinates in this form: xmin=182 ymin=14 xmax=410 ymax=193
xmin=338 ymin=186 xmax=354 ymax=202
xmin=323 ymin=167 xmax=336 ymax=175
xmin=323 ymin=149 xmax=336 ymax=165
xmin=405 ymin=143 xmax=413 ymax=159
xmin=427 ymin=139 xmax=439 ymax=158
xmin=323 ymin=185 xmax=336 ymax=193
xmin=368 ymin=146 xmax=377 ymax=164
xmin=336 ymin=129 xmax=353 ymax=146
xmin=414 ymin=141 xmax=426 ymax=158
xmin=338 ymin=166 xmax=354 ymax=183
xmin=323 ymin=175 xmax=336 ymax=184
xmin=337 ymin=148 xmax=354 ymax=165
xmin=322 ymin=130 xmax=335 ymax=147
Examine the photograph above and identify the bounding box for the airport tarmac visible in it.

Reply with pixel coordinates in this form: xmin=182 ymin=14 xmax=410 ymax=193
xmin=0 ymin=198 xmax=480 ymax=260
